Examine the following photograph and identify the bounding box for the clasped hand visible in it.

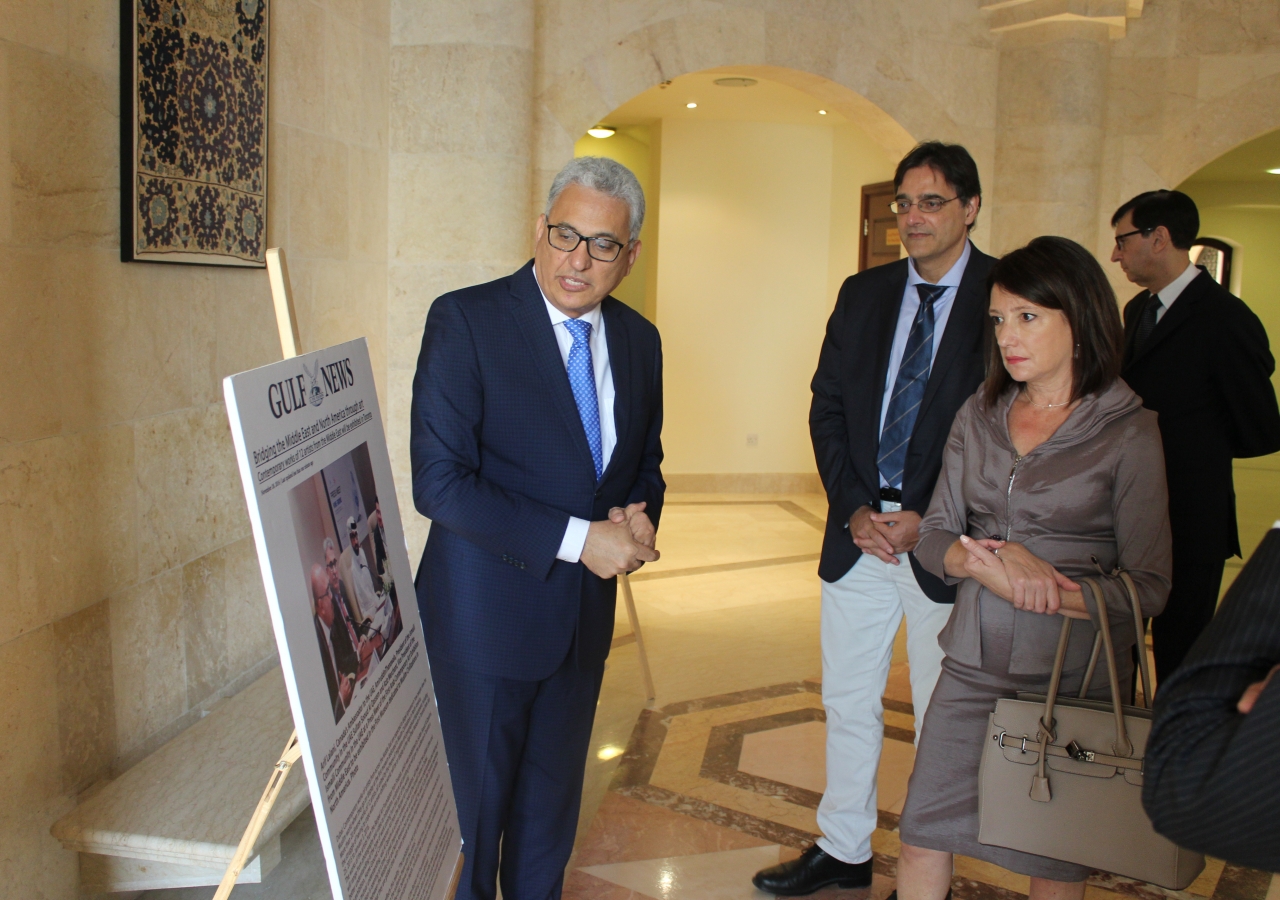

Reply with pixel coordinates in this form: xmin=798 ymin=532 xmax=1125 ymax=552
xmin=849 ymin=504 xmax=921 ymax=565
xmin=958 ymin=535 xmax=1088 ymax=618
xmin=580 ymin=501 xmax=659 ymax=579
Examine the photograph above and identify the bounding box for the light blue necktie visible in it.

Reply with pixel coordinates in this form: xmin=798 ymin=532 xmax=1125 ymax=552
xmin=563 ymin=318 xmax=604 ymax=480
xmin=878 ymin=283 xmax=948 ymax=489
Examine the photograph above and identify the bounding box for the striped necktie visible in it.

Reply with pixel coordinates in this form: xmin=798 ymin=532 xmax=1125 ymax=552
xmin=878 ymin=283 xmax=948 ymax=489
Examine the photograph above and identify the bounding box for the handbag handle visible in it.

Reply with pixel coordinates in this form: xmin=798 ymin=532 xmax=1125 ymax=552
xmin=1118 ymin=570 xmax=1154 ymax=709
xmin=1080 ymin=577 xmax=1134 ymax=758
xmin=1029 ymin=575 xmax=1139 ymax=801
xmin=1074 ymin=570 xmax=1154 ymax=708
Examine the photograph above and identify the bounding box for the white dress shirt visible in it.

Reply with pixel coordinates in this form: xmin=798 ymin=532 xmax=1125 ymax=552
xmin=877 ymin=241 xmax=973 ymax=488
xmin=1154 ymin=262 xmax=1200 ymax=323
xmin=534 ymin=276 xmax=617 ymax=564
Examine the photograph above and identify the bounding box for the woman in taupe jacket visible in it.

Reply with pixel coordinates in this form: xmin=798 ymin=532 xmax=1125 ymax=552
xmin=894 ymin=236 xmax=1172 ymax=900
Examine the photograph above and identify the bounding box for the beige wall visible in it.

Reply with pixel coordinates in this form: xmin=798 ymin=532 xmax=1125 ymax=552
xmin=827 ymin=122 xmax=900 ymax=309
xmin=573 ymin=125 xmax=658 ymax=319
xmin=0 ymin=0 xmax=389 ymax=895
xmin=656 ymin=117 xmax=893 ymax=476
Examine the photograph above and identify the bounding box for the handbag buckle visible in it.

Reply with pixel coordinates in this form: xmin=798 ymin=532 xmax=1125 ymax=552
xmin=994 ymin=731 xmax=1032 ymax=754
xmin=1066 ymin=739 xmax=1095 ymax=763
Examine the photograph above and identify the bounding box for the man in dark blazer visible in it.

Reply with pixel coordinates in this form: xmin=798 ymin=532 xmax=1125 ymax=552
xmin=754 ymin=142 xmax=995 ymax=895
xmin=310 ymin=563 xmax=359 ymax=723
xmin=1112 ymin=190 xmax=1280 ymax=681
xmin=1143 ymin=524 xmax=1280 ymax=872
xmin=412 ymin=157 xmax=664 ymax=900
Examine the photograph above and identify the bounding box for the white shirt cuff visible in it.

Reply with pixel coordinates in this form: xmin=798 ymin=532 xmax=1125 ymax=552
xmin=557 ymin=516 xmax=591 ymax=563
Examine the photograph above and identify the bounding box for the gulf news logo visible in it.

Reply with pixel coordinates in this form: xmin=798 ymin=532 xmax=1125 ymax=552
xmin=267 ymin=357 xmax=356 ymax=418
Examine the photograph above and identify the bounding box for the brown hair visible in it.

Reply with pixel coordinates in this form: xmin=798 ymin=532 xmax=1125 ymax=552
xmin=981 ymin=236 xmax=1123 ymax=408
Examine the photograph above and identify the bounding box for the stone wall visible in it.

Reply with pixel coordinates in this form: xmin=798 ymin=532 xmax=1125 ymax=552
xmin=387 ymin=0 xmax=536 ymax=564
xmin=0 ymin=0 xmax=389 ymax=895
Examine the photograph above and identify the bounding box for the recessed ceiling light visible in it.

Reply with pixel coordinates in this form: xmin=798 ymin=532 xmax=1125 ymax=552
xmin=713 ymin=77 xmax=757 ymax=88
xmin=818 ymin=109 xmax=827 ymax=115
xmin=1268 ymin=167 xmax=1280 ymax=175
xmin=686 ymin=102 xmax=697 ymax=109
xmin=587 ymin=126 xmax=615 ymax=139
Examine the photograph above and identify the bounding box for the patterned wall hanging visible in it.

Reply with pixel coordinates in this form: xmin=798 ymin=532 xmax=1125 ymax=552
xmin=121 ymin=0 xmax=269 ymax=266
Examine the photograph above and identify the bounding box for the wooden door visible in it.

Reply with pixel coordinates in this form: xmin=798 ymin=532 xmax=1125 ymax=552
xmin=859 ymin=181 xmax=901 ymax=271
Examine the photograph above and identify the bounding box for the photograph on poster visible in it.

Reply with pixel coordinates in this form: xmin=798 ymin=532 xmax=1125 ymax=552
xmin=289 ymin=441 xmax=404 ymax=724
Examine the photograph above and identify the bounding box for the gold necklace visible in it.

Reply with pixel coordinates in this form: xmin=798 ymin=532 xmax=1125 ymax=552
xmin=1021 ymin=391 xmax=1072 ymax=409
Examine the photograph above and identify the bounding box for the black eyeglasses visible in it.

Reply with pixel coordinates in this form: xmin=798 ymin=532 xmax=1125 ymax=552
xmin=889 ymin=196 xmax=958 ymax=214
xmin=1114 ymin=227 xmax=1154 ymax=250
xmin=546 ymin=223 xmax=628 ymax=262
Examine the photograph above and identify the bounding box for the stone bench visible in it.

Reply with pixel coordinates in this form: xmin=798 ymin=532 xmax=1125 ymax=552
xmin=52 ymin=669 xmax=311 ymax=895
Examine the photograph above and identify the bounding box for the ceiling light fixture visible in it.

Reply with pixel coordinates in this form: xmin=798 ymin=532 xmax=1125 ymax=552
xmin=1268 ymin=167 xmax=1280 ymax=175
xmin=686 ymin=101 xmax=698 ymax=109
xmin=818 ymin=109 xmax=828 ymax=115
xmin=587 ymin=126 xmax=615 ymax=139
xmin=713 ymin=77 xmax=758 ymax=88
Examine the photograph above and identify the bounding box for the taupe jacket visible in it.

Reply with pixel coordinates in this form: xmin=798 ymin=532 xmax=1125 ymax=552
xmin=916 ymin=379 xmax=1172 ymax=675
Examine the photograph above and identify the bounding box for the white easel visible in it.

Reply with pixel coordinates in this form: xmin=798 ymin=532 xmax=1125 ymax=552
xmin=615 ymin=574 xmax=656 ymax=704
xmin=210 ymin=247 xmax=308 ymax=900
xmin=214 ymin=248 xmax=466 ymax=900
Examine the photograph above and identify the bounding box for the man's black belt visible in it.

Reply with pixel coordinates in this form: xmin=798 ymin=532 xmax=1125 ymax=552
xmin=879 ymin=487 xmax=903 ymax=513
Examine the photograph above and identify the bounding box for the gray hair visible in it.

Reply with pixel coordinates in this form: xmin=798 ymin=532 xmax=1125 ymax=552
xmin=323 ymin=536 xmax=337 ymax=557
xmin=546 ymin=156 xmax=645 ymax=241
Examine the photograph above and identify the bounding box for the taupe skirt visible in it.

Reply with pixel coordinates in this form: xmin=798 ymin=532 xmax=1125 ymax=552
xmin=899 ymin=602 xmax=1130 ymax=882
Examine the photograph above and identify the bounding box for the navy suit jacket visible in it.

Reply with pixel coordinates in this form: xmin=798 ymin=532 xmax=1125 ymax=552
xmin=810 ymin=245 xmax=995 ymax=602
xmin=1121 ymin=269 xmax=1280 ymax=559
xmin=411 ymin=261 xmax=664 ymax=682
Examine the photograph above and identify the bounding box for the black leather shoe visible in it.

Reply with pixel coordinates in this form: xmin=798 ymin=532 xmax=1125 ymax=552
xmin=751 ymin=844 xmax=872 ymax=895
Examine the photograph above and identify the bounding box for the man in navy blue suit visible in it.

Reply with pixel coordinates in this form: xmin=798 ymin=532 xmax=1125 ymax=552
xmin=411 ymin=156 xmax=664 ymax=900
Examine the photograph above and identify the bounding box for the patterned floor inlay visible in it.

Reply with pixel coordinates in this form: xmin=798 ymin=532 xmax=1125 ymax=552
xmin=567 ymin=682 xmax=1277 ymax=900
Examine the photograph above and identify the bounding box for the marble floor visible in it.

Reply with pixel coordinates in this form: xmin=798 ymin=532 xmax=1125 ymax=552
xmin=139 ymin=483 xmax=1280 ymax=900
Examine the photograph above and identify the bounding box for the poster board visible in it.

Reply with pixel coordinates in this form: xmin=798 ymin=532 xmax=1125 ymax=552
xmin=224 ymin=338 xmax=461 ymax=899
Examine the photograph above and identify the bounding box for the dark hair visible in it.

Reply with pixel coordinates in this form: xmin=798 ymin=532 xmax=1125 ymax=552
xmin=982 ymin=236 xmax=1123 ymax=408
xmin=894 ymin=141 xmax=982 ymax=230
xmin=1110 ymin=190 xmax=1199 ymax=250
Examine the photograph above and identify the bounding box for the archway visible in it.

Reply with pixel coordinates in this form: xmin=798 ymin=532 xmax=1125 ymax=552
xmin=532 ymin=8 xmax=996 ymax=250
xmin=566 ymin=68 xmax=915 ymax=489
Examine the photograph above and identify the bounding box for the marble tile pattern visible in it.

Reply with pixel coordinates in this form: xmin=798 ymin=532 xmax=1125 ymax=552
xmin=574 ymin=673 xmax=1275 ymax=900
xmin=51 ymin=669 xmax=308 ymax=870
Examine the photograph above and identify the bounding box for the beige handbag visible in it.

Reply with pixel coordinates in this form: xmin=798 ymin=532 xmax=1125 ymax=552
xmin=977 ymin=572 xmax=1204 ymax=889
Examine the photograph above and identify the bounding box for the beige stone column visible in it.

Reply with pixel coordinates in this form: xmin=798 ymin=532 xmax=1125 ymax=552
xmin=984 ymin=1 xmax=1144 ymax=255
xmin=386 ymin=0 xmax=536 ymax=562
xmin=990 ymin=23 xmax=1110 ymax=253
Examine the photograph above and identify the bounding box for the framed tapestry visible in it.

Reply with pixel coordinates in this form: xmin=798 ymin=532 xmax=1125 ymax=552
xmin=120 ymin=0 xmax=269 ymax=266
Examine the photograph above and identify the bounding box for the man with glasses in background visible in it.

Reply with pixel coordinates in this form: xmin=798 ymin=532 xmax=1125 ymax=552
xmin=754 ymin=142 xmax=994 ymax=894
xmin=411 ymin=156 xmax=665 ymax=900
xmin=1112 ymin=190 xmax=1280 ymax=681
